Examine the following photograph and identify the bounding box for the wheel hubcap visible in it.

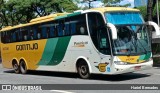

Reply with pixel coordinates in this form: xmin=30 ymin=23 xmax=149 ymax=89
xmin=14 ymin=64 xmax=18 ymax=71
xmin=81 ymin=66 xmax=87 ymax=75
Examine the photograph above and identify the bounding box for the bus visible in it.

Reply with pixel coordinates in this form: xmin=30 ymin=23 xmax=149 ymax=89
xmin=1 ymin=7 xmax=160 ymax=79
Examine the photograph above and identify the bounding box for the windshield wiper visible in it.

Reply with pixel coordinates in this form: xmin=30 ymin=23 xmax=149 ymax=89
xmin=131 ymin=30 xmax=148 ymax=54
xmin=127 ymin=29 xmax=137 ymax=56
xmin=136 ymin=38 xmax=148 ymax=54
xmin=129 ymin=25 xmax=148 ymax=54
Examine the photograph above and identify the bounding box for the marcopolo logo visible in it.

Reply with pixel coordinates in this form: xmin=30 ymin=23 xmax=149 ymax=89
xmin=73 ymin=41 xmax=88 ymax=48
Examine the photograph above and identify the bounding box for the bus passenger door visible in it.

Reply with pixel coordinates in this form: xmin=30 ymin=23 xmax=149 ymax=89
xmin=87 ymin=12 xmax=112 ymax=73
xmin=97 ymin=27 xmax=112 ymax=73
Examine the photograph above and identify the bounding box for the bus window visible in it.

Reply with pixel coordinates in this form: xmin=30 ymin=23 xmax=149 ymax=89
xmin=6 ymin=31 xmax=11 ymax=43
xmin=1 ymin=32 xmax=8 ymax=43
xmin=37 ymin=26 xmax=42 ymax=39
xmin=58 ymin=20 xmax=65 ymax=36
xmin=70 ymin=22 xmax=76 ymax=35
xmin=2 ymin=31 xmax=12 ymax=43
xmin=1 ymin=32 xmax=5 ymax=43
xmin=30 ymin=28 xmax=34 ymax=40
xmin=98 ymin=27 xmax=111 ymax=55
xmin=70 ymin=14 xmax=87 ymax=35
xmin=54 ymin=22 xmax=58 ymax=37
xmin=21 ymin=28 xmax=28 ymax=41
xmin=50 ymin=26 xmax=54 ymax=38
xmin=87 ymin=13 xmax=110 ymax=54
xmin=46 ymin=27 xmax=51 ymax=38
xmin=79 ymin=26 xmax=85 ymax=35
xmin=76 ymin=24 xmax=87 ymax=35
xmin=11 ymin=29 xmax=20 ymax=42
xmin=32 ymin=26 xmax=37 ymax=40
xmin=64 ymin=18 xmax=70 ymax=36
xmin=41 ymin=25 xmax=47 ymax=39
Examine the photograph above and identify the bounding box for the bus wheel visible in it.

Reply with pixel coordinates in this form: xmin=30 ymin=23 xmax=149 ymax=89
xmin=12 ymin=62 xmax=20 ymax=74
xmin=20 ymin=60 xmax=27 ymax=74
xmin=77 ymin=61 xmax=90 ymax=79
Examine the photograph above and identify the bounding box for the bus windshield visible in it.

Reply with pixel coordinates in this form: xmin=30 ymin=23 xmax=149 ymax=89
xmin=105 ymin=12 xmax=151 ymax=55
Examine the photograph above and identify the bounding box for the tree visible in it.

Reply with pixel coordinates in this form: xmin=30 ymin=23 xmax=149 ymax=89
xmin=147 ymin=0 xmax=159 ymax=41
xmin=147 ymin=0 xmax=155 ymax=21
xmin=103 ymin=0 xmax=131 ymax=7
xmin=103 ymin=0 xmax=121 ymax=5
xmin=0 ymin=0 xmax=78 ymax=28
xmin=137 ymin=1 xmax=160 ymax=22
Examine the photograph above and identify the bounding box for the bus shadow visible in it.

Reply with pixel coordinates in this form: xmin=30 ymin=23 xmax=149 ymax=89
xmin=4 ymin=70 xmax=151 ymax=81
xmin=3 ymin=70 xmax=15 ymax=73
xmin=90 ymin=73 xmax=151 ymax=81
xmin=4 ymin=70 xmax=79 ymax=79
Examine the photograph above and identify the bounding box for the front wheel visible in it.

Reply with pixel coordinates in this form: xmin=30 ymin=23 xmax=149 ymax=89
xmin=20 ymin=61 xmax=27 ymax=74
xmin=77 ymin=61 xmax=90 ymax=79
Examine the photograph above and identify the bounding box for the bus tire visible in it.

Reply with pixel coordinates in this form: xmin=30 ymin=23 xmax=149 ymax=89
xmin=77 ymin=60 xmax=90 ymax=79
xmin=19 ymin=60 xmax=27 ymax=74
xmin=12 ymin=61 xmax=20 ymax=74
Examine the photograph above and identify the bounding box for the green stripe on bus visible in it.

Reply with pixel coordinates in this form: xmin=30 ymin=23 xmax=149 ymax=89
xmin=139 ymin=55 xmax=146 ymax=60
xmin=47 ymin=36 xmax=71 ymax=65
xmin=67 ymin=12 xmax=81 ymax=17
xmin=38 ymin=38 xmax=58 ymax=65
xmin=55 ymin=15 xmax=67 ymax=20
xmin=139 ymin=52 xmax=151 ymax=60
xmin=143 ymin=52 xmax=151 ymax=60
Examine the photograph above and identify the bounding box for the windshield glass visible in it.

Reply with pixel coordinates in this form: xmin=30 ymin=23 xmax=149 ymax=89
xmin=105 ymin=12 xmax=144 ymax=25
xmin=105 ymin=12 xmax=151 ymax=55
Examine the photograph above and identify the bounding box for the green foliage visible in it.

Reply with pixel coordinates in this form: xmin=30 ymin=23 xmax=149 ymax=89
xmin=136 ymin=2 xmax=160 ymax=21
xmin=0 ymin=0 xmax=78 ymax=29
xmin=103 ymin=0 xmax=121 ymax=4
xmin=136 ymin=6 xmax=147 ymax=20
xmin=153 ymin=2 xmax=160 ymax=18
xmin=103 ymin=0 xmax=131 ymax=7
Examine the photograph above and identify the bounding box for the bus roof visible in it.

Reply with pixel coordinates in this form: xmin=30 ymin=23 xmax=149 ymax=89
xmin=0 ymin=7 xmax=140 ymax=32
xmin=90 ymin=7 xmax=140 ymax=12
xmin=0 ymin=13 xmax=69 ymax=32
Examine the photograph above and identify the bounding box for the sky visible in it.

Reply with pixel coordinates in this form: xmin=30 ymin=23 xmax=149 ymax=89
xmin=120 ymin=0 xmax=134 ymax=7
xmin=78 ymin=0 xmax=135 ymax=8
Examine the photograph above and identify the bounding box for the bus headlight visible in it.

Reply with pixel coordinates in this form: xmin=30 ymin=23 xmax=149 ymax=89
xmin=114 ymin=61 xmax=128 ymax=65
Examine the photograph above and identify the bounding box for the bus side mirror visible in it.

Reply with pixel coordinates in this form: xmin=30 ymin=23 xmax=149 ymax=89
xmin=107 ymin=23 xmax=117 ymax=40
xmin=146 ymin=21 xmax=160 ymax=36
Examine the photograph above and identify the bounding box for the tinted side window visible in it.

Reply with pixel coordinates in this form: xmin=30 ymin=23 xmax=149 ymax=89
xmin=57 ymin=20 xmax=65 ymax=36
xmin=31 ymin=25 xmax=38 ymax=40
xmin=21 ymin=28 xmax=28 ymax=41
xmin=37 ymin=25 xmax=42 ymax=39
xmin=64 ymin=18 xmax=70 ymax=36
xmin=88 ymin=12 xmax=111 ymax=55
xmin=70 ymin=14 xmax=88 ymax=35
xmin=1 ymin=31 xmax=10 ymax=43
xmin=88 ymin=13 xmax=105 ymax=49
xmin=12 ymin=29 xmax=20 ymax=42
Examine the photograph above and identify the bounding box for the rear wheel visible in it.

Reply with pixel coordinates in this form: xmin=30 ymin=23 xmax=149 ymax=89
xmin=20 ymin=60 xmax=27 ymax=74
xmin=77 ymin=60 xmax=90 ymax=79
xmin=12 ymin=62 xmax=20 ymax=74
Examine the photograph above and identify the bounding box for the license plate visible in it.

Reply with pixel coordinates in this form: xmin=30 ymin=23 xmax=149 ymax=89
xmin=134 ymin=66 xmax=141 ymax=70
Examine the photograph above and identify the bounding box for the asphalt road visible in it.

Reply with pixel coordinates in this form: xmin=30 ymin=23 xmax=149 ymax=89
xmin=0 ymin=63 xmax=160 ymax=93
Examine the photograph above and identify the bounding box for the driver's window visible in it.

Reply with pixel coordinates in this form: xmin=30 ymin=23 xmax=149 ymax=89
xmin=88 ymin=12 xmax=111 ymax=55
xmin=88 ymin=13 xmax=104 ymax=49
xmin=99 ymin=27 xmax=111 ymax=55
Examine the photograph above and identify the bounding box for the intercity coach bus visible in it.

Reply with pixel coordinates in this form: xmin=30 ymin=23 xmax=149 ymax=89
xmin=1 ymin=7 xmax=160 ymax=79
